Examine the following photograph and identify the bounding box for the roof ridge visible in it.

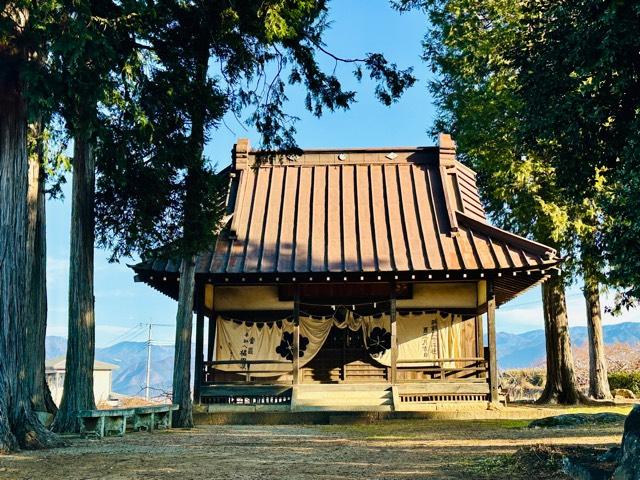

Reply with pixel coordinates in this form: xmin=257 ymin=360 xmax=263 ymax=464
xmin=250 ymin=146 xmax=438 ymax=154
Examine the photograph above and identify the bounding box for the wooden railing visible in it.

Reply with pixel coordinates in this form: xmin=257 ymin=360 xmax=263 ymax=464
xmin=203 ymin=360 xmax=293 ymax=384
xmin=397 ymin=357 xmax=488 ymax=382
xmin=202 ymin=357 xmax=488 ymax=385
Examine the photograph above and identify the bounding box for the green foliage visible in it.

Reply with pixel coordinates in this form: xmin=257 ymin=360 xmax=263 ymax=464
xmin=511 ymin=0 xmax=640 ymax=298
xmin=605 ymin=137 xmax=640 ymax=308
xmin=94 ymin=0 xmax=415 ymax=260
xmin=402 ymin=0 xmax=574 ymax=257
xmin=608 ymin=371 xmax=640 ymax=395
xmin=47 ymin=0 xmax=146 ymax=136
xmin=4 ymin=1 xmax=415 ymax=262
xmin=29 ymin=122 xmax=70 ymax=199
xmin=402 ymin=0 xmax=640 ymax=300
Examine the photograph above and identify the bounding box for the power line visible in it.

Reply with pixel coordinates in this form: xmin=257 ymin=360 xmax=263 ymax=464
xmin=139 ymin=322 xmax=173 ymax=400
xmin=101 ymin=324 xmax=146 ymax=349
xmin=500 ymin=292 xmax=583 ymax=311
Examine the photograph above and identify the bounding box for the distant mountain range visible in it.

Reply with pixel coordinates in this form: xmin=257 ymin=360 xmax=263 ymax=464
xmin=46 ymin=336 xmax=178 ymax=396
xmin=46 ymin=322 xmax=640 ymax=394
xmin=497 ymin=322 xmax=640 ymax=369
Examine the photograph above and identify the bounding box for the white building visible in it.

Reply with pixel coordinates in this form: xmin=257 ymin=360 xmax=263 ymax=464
xmin=45 ymin=357 xmax=118 ymax=406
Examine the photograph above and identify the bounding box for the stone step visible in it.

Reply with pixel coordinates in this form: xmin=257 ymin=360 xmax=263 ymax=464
xmin=295 ymin=389 xmax=393 ymax=407
xmin=296 ymin=399 xmax=393 ymax=406
xmin=292 ymin=384 xmax=394 ymax=410
xmin=297 ymin=383 xmax=391 ymax=392
xmin=293 ymin=404 xmax=394 ymax=412
xmin=296 ymin=394 xmax=391 ymax=402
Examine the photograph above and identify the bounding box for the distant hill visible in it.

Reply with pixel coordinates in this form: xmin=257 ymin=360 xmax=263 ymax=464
xmin=97 ymin=342 xmax=177 ymax=396
xmin=45 ymin=336 xmax=68 ymax=359
xmin=498 ymin=322 xmax=640 ymax=369
xmin=46 ymin=322 xmax=640 ymax=393
xmin=45 ymin=338 xmax=180 ymax=396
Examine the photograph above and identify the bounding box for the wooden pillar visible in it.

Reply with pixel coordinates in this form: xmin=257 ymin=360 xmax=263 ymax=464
xmin=292 ymin=290 xmax=300 ymax=385
xmin=475 ymin=314 xmax=484 ymax=357
xmin=390 ymin=287 xmax=398 ymax=385
xmin=475 ymin=314 xmax=484 ymax=379
xmin=194 ymin=311 xmax=204 ymax=404
xmin=487 ymin=282 xmax=499 ymax=403
xmin=205 ymin=314 xmax=215 ymax=385
xmin=207 ymin=315 xmax=216 ymax=363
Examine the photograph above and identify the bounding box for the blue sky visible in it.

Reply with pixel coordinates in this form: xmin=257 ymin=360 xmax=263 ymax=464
xmin=44 ymin=1 xmax=638 ymax=347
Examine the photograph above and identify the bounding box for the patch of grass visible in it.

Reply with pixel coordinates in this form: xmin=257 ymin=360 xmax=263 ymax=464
xmin=562 ymin=405 xmax=633 ymax=415
xmin=458 ymin=455 xmax=520 ymax=479
xmin=471 ymin=419 xmax=531 ymax=429
xmin=315 ymin=405 xmax=631 ymax=440
xmin=458 ymin=446 xmax=570 ymax=480
xmin=319 ymin=418 xmax=532 ymax=440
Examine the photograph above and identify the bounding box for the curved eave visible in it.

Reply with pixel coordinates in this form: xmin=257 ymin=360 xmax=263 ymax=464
xmin=131 ymin=261 xmax=560 ymax=309
xmin=130 ymin=263 xmax=180 ymax=301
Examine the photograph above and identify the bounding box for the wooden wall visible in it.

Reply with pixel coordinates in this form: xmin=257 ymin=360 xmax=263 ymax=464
xmin=209 ymin=281 xmax=479 ymax=312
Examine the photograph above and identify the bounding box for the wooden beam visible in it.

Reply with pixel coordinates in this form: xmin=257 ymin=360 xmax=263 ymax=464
xmin=390 ymin=288 xmax=398 ymax=385
xmin=194 ymin=311 xmax=204 ymax=404
xmin=487 ymin=282 xmax=499 ymax=403
xmin=292 ymin=289 xmax=300 ymax=385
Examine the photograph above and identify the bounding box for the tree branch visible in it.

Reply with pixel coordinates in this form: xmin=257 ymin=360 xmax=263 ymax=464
xmin=310 ymin=40 xmax=367 ymax=64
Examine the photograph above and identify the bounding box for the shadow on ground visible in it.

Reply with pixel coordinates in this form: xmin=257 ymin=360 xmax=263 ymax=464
xmin=0 ymin=418 xmax=626 ymax=480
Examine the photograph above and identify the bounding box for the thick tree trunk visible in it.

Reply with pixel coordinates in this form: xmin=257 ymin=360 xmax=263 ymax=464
xmin=537 ymin=274 xmax=584 ymax=404
xmin=170 ymin=42 xmax=208 ymax=428
xmin=583 ymin=276 xmax=612 ymax=399
xmin=171 ymin=257 xmax=196 ymax=428
xmin=0 ymin=87 xmax=60 ymax=451
xmin=52 ymin=134 xmax=96 ymax=433
xmin=25 ymin=123 xmax=57 ymax=415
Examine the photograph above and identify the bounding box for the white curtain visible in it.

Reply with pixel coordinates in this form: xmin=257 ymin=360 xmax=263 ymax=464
xmin=361 ymin=311 xmax=463 ymax=367
xmin=214 ymin=311 xmax=465 ymax=377
xmin=214 ymin=315 xmax=333 ymax=377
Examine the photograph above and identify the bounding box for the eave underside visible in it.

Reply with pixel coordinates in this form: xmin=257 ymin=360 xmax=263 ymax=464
xmin=132 ymin=265 xmax=553 ymax=312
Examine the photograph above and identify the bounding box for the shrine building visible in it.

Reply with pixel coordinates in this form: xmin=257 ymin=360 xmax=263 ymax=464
xmin=132 ymin=134 xmax=560 ymax=412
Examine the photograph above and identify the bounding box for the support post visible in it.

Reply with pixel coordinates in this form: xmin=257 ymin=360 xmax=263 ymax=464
xmin=487 ymin=282 xmax=499 ymax=403
xmin=475 ymin=314 xmax=484 ymax=379
xmin=208 ymin=311 xmax=218 ymax=383
xmin=292 ymin=290 xmax=300 ymax=385
xmin=390 ymin=287 xmax=398 ymax=385
xmin=194 ymin=284 xmax=205 ymax=404
xmin=207 ymin=315 xmax=215 ymax=363
xmin=144 ymin=324 xmax=153 ymax=400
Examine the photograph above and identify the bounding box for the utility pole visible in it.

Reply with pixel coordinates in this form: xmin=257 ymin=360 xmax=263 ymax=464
xmin=141 ymin=322 xmax=172 ymax=401
xmin=145 ymin=323 xmax=152 ymax=400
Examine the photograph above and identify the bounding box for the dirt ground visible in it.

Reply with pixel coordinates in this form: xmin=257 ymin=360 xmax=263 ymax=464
xmin=0 ymin=411 xmax=628 ymax=480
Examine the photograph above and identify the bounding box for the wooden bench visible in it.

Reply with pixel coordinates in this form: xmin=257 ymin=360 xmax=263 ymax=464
xmin=77 ymin=404 xmax=179 ymax=438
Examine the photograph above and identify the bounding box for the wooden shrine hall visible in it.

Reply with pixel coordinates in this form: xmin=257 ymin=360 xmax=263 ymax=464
xmin=133 ymin=134 xmax=560 ymax=412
